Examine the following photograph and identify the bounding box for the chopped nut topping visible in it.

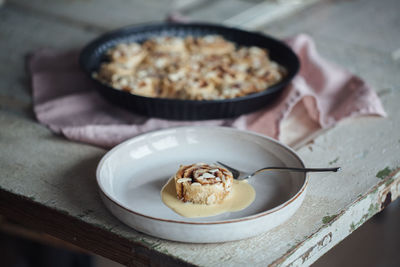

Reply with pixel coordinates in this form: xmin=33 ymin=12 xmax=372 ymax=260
xmin=177 ymin=178 xmax=192 ymax=183
xmin=94 ymin=35 xmax=286 ymax=100
xmin=199 ymin=173 xmax=216 ymax=179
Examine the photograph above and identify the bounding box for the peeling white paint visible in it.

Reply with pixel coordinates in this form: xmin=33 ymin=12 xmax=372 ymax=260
xmin=272 ymin=170 xmax=400 ymax=267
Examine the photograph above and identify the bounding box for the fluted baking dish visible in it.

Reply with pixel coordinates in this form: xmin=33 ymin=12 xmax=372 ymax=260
xmin=80 ymin=23 xmax=299 ymax=120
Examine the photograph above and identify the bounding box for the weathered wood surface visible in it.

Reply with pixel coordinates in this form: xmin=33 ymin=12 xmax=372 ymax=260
xmin=0 ymin=0 xmax=399 ymax=266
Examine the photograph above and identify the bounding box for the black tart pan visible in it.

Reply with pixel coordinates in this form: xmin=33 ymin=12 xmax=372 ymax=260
xmin=80 ymin=23 xmax=300 ymax=120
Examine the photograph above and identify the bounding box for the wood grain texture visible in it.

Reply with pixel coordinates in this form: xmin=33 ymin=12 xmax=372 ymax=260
xmin=0 ymin=0 xmax=399 ymax=266
xmin=7 ymin=0 xmax=174 ymax=31
xmin=0 ymin=189 xmax=194 ymax=267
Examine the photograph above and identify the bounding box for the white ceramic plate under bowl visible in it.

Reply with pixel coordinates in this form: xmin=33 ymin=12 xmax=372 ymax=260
xmin=97 ymin=126 xmax=308 ymax=243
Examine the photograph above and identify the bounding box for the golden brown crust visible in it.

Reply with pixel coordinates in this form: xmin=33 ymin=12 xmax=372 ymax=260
xmin=94 ymin=35 xmax=286 ymax=100
xmin=173 ymin=163 xmax=233 ymax=205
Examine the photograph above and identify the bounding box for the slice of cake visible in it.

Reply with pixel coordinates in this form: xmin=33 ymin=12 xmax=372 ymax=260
xmin=173 ymin=163 xmax=233 ymax=205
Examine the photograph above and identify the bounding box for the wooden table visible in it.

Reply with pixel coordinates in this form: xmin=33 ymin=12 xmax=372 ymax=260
xmin=1 ymin=0 xmax=399 ymax=266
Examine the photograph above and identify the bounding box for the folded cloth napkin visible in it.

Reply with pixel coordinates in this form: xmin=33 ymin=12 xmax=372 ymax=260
xmin=29 ymin=34 xmax=386 ymax=148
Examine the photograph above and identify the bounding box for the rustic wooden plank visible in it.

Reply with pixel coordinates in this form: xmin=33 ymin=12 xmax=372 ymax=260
xmin=261 ymin=0 xmax=400 ymax=54
xmin=1 ymin=45 xmax=398 ymax=266
xmin=0 ymin=0 xmax=399 ymax=266
xmin=0 ymin=188 xmax=192 ymax=267
xmin=272 ymin=170 xmax=400 ymax=266
xmin=7 ymin=0 xmax=257 ymax=31
xmin=0 ymin=4 xmax=98 ymax=119
xmin=223 ymin=0 xmax=320 ymax=29
xmin=0 ymin=216 xmax=89 ymax=254
xmin=7 ymin=0 xmax=174 ymax=31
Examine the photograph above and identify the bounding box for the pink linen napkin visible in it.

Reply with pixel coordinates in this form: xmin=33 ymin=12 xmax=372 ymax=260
xmin=29 ymin=34 xmax=386 ymax=148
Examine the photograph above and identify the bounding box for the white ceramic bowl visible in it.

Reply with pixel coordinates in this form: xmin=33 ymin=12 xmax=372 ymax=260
xmin=96 ymin=126 xmax=308 ymax=243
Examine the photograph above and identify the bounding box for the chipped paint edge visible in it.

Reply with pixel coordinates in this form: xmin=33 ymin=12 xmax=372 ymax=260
xmin=270 ymin=168 xmax=400 ymax=267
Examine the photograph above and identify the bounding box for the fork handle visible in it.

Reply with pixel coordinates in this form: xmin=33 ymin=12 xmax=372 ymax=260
xmin=253 ymin=166 xmax=341 ymax=176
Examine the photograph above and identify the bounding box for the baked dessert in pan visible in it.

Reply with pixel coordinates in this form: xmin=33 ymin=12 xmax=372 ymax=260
xmin=94 ymin=35 xmax=286 ymax=100
xmin=80 ymin=23 xmax=300 ymax=120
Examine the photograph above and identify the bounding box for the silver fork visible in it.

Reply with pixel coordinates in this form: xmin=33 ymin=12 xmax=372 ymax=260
xmin=216 ymin=161 xmax=340 ymax=180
